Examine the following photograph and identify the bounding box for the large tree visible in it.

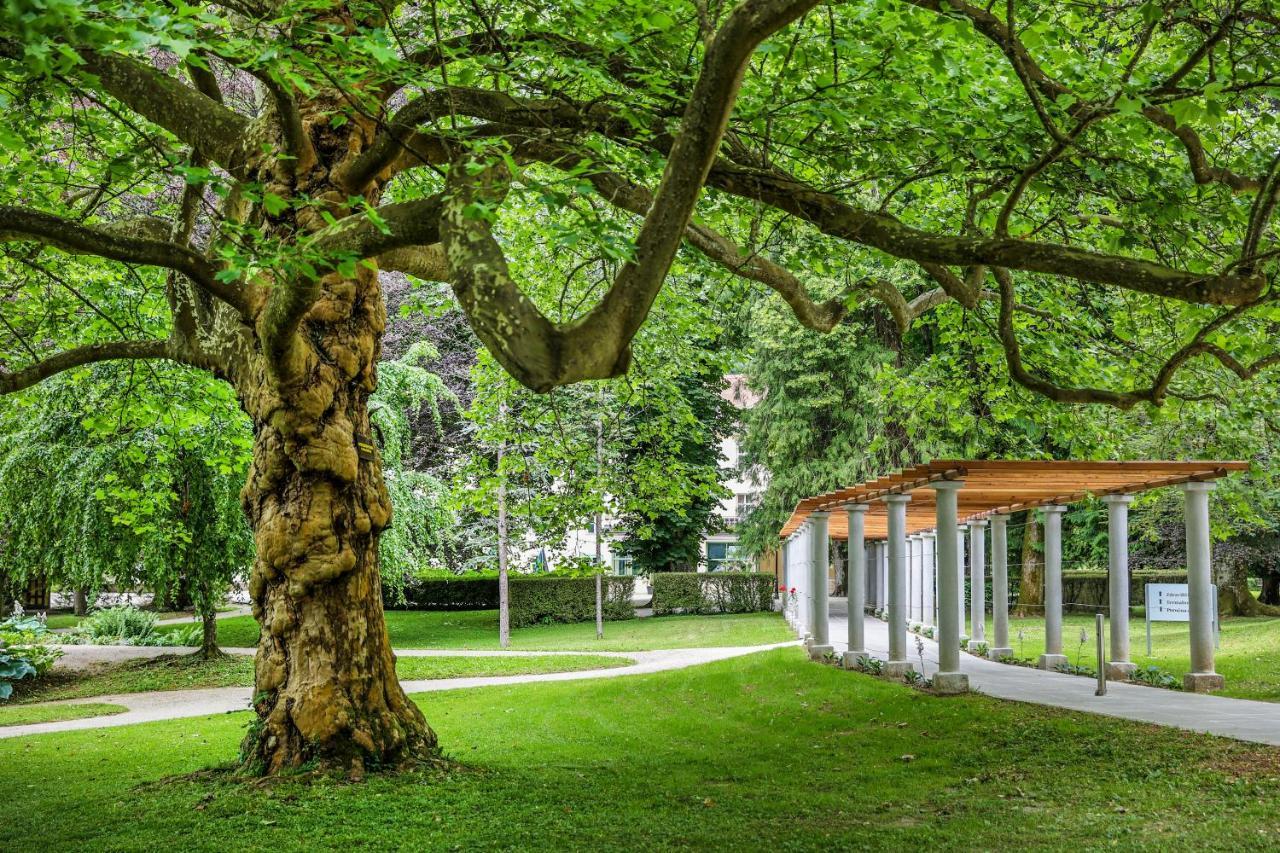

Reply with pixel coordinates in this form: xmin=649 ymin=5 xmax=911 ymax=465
xmin=1 ymin=0 xmax=1278 ymax=775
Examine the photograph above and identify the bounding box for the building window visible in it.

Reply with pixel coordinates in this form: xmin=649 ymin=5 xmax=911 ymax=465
xmin=735 ymin=492 xmax=759 ymax=519
xmin=707 ymin=542 xmax=747 ymax=572
xmin=612 ymin=556 xmax=634 ymax=576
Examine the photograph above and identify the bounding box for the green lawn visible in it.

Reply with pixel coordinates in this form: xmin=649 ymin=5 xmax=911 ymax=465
xmin=974 ymin=613 xmax=1280 ymax=701
xmin=3 ymin=649 xmax=1279 ymax=850
xmin=172 ymin=609 xmax=793 ymax=651
xmin=9 ymin=653 xmax=631 ymax=705
xmin=0 ymin=701 xmax=126 ymax=727
xmin=42 ymin=614 xmax=84 ymax=629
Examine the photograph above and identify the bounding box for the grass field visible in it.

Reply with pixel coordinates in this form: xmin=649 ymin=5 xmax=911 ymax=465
xmin=0 ymin=701 xmax=126 ymax=727
xmin=975 ymin=613 xmax=1280 ymax=701
xmin=166 ymin=609 xmax=793 ymax=651
xmin=8 ymin=652 xmax=631 ymax=705
xmin=2 ymin=648 xmax=1278 ymax=851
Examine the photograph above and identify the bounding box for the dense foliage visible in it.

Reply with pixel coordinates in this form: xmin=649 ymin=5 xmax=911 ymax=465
xmin=508 ymin=576 xmax=635 ymax=627
xmin=650 ymin=572 xmax=775 ymax=615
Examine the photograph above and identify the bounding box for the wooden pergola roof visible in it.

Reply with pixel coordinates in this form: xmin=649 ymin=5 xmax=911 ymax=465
xmin=778 ymin=459 xmax=1249 ymax=541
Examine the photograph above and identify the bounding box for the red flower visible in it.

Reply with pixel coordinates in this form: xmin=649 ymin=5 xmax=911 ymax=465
xmin=790 ymin=587 xmax=797 ymax=594
xmin=777 ymin=585 xmax=786 ymax=592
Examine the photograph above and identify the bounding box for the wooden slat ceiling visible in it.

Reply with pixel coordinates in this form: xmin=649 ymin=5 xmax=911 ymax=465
xmin=778 ymin=459 xmax=1250 ymax=541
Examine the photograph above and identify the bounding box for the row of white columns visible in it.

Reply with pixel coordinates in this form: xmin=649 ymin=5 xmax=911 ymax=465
xmin=787 ymin=480 xmax=1223 ymax=693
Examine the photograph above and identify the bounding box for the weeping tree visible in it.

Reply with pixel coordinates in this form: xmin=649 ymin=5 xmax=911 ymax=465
xmin=1 ymin=0 xmax=1278 ymax=775
xmin=0 ymin=367 xmax=252 ymax=653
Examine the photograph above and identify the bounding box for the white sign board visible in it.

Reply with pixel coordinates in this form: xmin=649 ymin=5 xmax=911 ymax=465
xmin=1145 ymin=582 xmax=1218 ymax=654
xmin=1146 ymin=583 xmax=1191 ymax=621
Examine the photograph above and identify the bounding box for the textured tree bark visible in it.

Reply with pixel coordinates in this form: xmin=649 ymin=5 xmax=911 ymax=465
xmin=1214 ymin=560 xmax=1280 ymax=616
xmin=236 ymin=261 xmax=435 ymax=775
xmin=73 ymin=589 xmax=88 ymax=617
xmin=1015 ymin=511 xmax=1044 ymax=616
xmin=1262 ymin=573 xmax=1280 ymax=606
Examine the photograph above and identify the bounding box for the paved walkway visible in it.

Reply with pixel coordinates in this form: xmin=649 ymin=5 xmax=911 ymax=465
xmin=824 ymin=598 xmax=1280 ymax=747
xmin=12 ymin=603 xmax=1280 ymax=747
xmin=1 ymin=642 xmax=798 ymax=740
xmin=52 ymin=644 xmax=640 ymax=670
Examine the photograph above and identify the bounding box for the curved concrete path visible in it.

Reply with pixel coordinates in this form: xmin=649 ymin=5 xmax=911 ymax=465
xmin=826 ymin=598 xmax=1280 ymax=747
xmin=1 ymin=642 xmax=799 ymax=740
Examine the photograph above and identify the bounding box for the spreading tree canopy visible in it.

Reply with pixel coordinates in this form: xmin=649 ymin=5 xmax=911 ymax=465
xmin=1 ymin=0 xmax=1277 ymax=774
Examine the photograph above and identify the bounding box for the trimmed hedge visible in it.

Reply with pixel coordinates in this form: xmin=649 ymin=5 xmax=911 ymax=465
xmin=509 ymin=576 xmax=635 ymax=627
xmin=389 ymin=576 xmax=499 ymax=611
xmin=1060 ymin=570 xmax=1187 ymax=613
xmin=651 ymin=572 xmax=775 ymax=616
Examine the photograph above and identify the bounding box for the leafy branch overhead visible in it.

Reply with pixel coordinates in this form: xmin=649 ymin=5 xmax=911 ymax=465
xmin=0 ymin=0 xmax=1276 ymax=406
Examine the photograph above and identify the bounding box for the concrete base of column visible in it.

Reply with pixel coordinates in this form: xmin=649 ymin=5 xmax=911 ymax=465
xmin=1183 ymin=672 xmax=1225 ymax=693
xmin=933 ymin=672 xmax=969 ymax=694
xmin=842 ymin=651 xmax=870 ymax=670
xmin=1105 ymin=661 xmax=1137 ymax=681
xmin=807 ymin=644 xmax=835 ymax=660
xmin=987 ymin=647 xmax=1013 ymax=661
xmin=1038 ymin=653 xmax=1068 ymax=670
xmin=883 ymin=660 xmax=914 ymax=679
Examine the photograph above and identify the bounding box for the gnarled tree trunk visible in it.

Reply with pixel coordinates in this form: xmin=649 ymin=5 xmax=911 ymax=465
xmin=1015 ymin=511 xmax=1044 ymax=616
xmin=236 ymin=267 xmax=434 ymax=774
xmin=229 ymin=88 xmax=436 ymax=775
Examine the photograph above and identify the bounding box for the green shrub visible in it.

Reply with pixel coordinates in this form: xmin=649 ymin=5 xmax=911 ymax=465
xmin=0 ymin=613 xmax=63 ymax=700
xmin=650 ymin=572 xmax=775 ymax=616
xmin=390 ymin=574 xmax=499 ymax=611
xmin=509 ymin=576 xmax=635 ymax=628
xmin=65 ymin=606 xmax=195 ymax=647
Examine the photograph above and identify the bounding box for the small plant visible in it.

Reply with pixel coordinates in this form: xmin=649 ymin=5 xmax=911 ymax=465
xmin=854 ymin=656 xmax=885 ymax=676
xmin=1054 ymin=661 xmax=1097 ymax=678
xmin=0 ymin=611 xmax=63 ymax=700
xmin=923 ymin=626 xmax=935 ymax=639
xmin=903 ymin=669 xmax=924 ymax=687
xmin=1075 ymin=627 xmax=1090 ymax=669
xmin=915 ymin=636 xmax=928 ymax=674
xmin=968 ymin=641 xmax=989 ymax=658
xmin=1017 ymin=627 xmax=1025 ymax=658
xmin=1130 ymin=665 xmax=1181 ymax=690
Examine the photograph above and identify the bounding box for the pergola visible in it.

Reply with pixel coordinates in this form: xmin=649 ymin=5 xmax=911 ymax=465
xmin=777 ymin=459 xmax=1248 ymax=694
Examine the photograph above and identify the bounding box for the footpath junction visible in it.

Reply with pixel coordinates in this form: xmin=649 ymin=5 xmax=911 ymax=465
xmin=778 ymin=460 xmax=1249 ymax=694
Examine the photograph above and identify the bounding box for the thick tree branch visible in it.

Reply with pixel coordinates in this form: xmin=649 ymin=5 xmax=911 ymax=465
xmin=904 ymin=0 xmax=1262 ymax=194
xmin=994 ymin=268 xmax=1280 ymax=408
xmin=703 ymin=159 xmax=1265 ymax=305
xmin=393 ymin=88 xmax=1265 ymax=305
xmin=75 ymin=49 xmax=252 ymax=178
xmin=438 ymin=0 xmax=820 ymax=391
xmin=0 ymin=206 xmax=248 ymax=314
xmin=0 ymin=339 xmax=182 ymax=394
xmin=522 ymin=141 xmax=845 ymax=332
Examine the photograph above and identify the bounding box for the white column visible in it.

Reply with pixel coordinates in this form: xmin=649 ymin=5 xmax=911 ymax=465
xmin=1103 ymin=495 xmax=1136 ymax=680
xmin=956 ymin=524 xmax=968 ymax=641
xmin=883 ymin=494 xmax=912 ymax=677
xmin=864 ymin=543 xmax=873 ymax=614
xmin=878 ymin=541 xmax=888 ymax=614
xmin=922 ymin=532 xmax=936 ymax=627
xmin=1183 ymin=482 xmax=1223 ymax=692
xmin=969 ymin=520 xmax=987 ymax=644
xmin=929 ymin=481 xmax=968 ymax=693
xmin=867 ymin=542 xmax=877 ymax=612
xmin=917 ymin=535 xmax=926 ymax=623
xmin=988 ymin=514 xmax=1012 ymax=658
xmin=906 ymin=535 xmax=917 ymax=624
xmin=798 ymin=522 xmax=808 ymax=635
xmin=808 ymin=513 xmax=832 ymax=656
xmin=844 ymin=505 xmax=869 ymax=665
xmin=1038 ymin=506 xmax=1068 ymax=669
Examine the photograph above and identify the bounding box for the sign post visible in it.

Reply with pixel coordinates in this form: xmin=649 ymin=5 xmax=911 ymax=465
xmin=1145 ymin=583 xmax=1216 ymax=657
